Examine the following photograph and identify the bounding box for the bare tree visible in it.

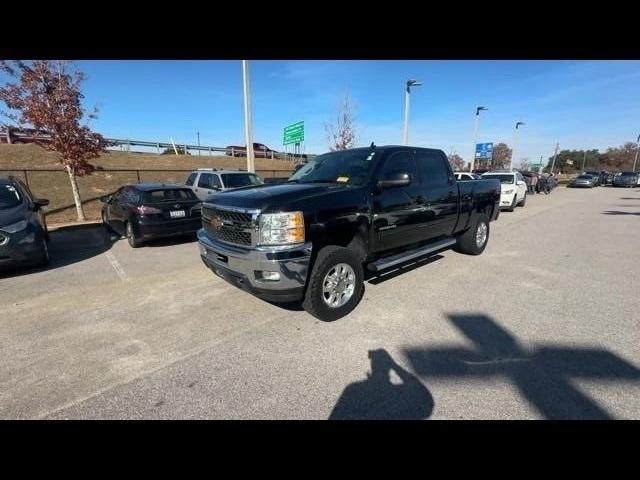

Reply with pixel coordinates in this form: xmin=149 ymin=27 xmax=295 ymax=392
xmin=448 ymin=153 xmax=465 ymax=171
xmin=325 ymin=94 xmax=357 ymax=151
xmin=0 ymin=60 xmax=107 ymax=221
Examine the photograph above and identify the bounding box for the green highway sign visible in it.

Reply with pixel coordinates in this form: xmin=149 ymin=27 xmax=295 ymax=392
xmin=283 ymin=121 xmax=304 ymax=145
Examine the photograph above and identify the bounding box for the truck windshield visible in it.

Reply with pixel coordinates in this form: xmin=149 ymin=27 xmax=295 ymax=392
xmin=288 ymin=150 xmax=379 ymax=186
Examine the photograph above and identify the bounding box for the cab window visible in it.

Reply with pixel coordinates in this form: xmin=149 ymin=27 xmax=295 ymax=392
xmin=185 ymin=172 xmax=197 ymax=186
xmin=379 ymin=151 xmax=417 ymax=184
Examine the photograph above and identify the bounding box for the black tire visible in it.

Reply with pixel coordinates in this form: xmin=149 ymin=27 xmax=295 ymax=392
xmin=302 ymin=245 xmax=364 ymax=322
xmin=126 ymin=221 xmax=144 ymax=248
xmin=455 ymin=214 xmax=490 ymax=256
xmin=519 ymin=193 xmax=527 ymax=207
xmin=506 ymin=195 xmax=517 ymax=212
xmin=35 ymin=238 xmax=50 ymax=266
xmin=102 ymin=211 xmax=113 ymax=233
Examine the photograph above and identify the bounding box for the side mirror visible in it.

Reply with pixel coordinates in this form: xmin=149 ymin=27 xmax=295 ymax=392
xmin=517 ymin=180 xmax=525 ymax=186
xmin=378 ymin=171 xmax=411 ymax=189
xmin=100 ymin=195 xmax=112 ymax=204
xmin=33 ymin=198 xmax=49 ymax=210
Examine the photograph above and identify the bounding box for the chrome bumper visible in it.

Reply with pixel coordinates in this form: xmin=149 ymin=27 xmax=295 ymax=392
xmin=197 ymin=229 xmax=312 ymax=301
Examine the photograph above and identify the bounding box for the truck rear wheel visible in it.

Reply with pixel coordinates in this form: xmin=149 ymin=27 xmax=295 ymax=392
xmin=455 ymin=214 xmax=490 ymax=256
xmin=302 ymin=245 xmax=364 ymax=322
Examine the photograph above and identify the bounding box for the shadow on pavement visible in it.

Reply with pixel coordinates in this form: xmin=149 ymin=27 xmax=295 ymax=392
xmin=0 ymin=224 xmax=117 ymax=279
xmin=601 ymin=210 xmax=640 ymax=216
xmin=329 ymin=349 xmax=434 ymax=420
xmin=143 ymin=233 xmax=198 ymax=248
xmin=403 ymin=313 xmax=640 ymax=420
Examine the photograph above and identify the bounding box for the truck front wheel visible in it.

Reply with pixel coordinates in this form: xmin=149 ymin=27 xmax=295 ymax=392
xmin=455 ymin=214 xmax=490 ymax=256
xmin=302 ymin=245 xmax=364 ymax=322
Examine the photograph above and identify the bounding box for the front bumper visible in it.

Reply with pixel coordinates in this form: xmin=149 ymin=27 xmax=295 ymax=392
xmin=197 ymin=229 xmax=312 ymax=303
xmin=0 ymin=225 xmax=44 ymax=268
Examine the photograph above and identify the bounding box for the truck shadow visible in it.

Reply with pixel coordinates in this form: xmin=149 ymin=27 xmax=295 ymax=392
xmin=403 ymin=313 xmax=640 ymax=420
xmin=0 ymin=224 xmax=117 ymax=279
xmin=601 ymin=210 xmax=640 ymax=216
xmin=329 ymin=348 xmax=434 ymax=420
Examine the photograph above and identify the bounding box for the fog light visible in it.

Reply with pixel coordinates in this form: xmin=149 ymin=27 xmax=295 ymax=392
xmin=260 ymin=271 xmax=280 ymax=281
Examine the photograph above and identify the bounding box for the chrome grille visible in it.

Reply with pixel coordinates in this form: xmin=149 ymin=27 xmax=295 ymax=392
xmin=202 ymin=204 xmax=258 ymax=247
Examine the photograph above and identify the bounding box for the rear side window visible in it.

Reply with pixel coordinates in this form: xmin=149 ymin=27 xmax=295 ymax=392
xmin=379 ymin=151 xmax=418 ymax=184
xmin=198 ymin=173 xmax=221 ymax=189
xmin=185 ymin=172 xmax=197 ymax=186
xmin=0 ymin=184 xmax=22 ymax=209
xmin=415 ymin=151 xmax=449 ymax=187
xmin=142 ymin=189 xmax=198 ymax=202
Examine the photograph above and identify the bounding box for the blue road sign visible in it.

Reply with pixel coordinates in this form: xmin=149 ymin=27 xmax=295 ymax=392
xmin=475 ymin=142 xmax=493 ymax=160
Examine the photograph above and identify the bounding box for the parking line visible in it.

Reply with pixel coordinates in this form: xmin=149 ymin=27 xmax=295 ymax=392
xmin=105 ymin=251 xmax=129 ymax=282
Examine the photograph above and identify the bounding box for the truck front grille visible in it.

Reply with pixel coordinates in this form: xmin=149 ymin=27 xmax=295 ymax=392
xmin=202 ymin=204 xmax=256 ymax=247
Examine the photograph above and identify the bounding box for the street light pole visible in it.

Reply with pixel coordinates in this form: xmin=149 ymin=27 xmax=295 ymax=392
xmin=403 ymin=79 xmax=422 ymax=145
xmin=550 ymin=142 xmax=559 ymax=174
xmin=582 ymin=150 xmax=587 ymax=172
xmin=242 ymin=60 xmax=255 ymax=173
xmin=633 ymin=134 xmax=640 ymax=172
xmin=510 ymin=122 xmax=525 ymax=172
xmin=197 ymin=131 xmax=200 ymax=156
xmin=469 ymin=106 xmax=487 ymax=173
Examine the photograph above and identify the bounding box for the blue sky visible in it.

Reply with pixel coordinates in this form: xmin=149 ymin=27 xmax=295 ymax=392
xmin=5 ymin=60 xmax=640 ymax=165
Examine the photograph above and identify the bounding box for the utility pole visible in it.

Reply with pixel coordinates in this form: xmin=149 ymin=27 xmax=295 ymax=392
xmin=197 ymin=131 xmax=201 ymax=156
xmin=582 ymin=150 xmax=587 ymax=172
xmin=242 ymin=60 xmax=255 ymax=173
xmin=403 ymin=79 xmax=422 ymax=145
xmin=633 ymin=134 xmax=640 ymax=172
xmin=470 ymin=106 xmax=487 ymax=173
xmin=550 ymin=143 xmax=559 ymax=174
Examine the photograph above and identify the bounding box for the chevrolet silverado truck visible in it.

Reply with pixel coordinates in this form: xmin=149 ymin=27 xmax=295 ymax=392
xmin=198 ymin=145 xmax=501 ymax=321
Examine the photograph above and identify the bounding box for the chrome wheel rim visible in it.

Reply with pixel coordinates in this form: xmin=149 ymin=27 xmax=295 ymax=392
xmin=476 ymin=222 xmax=488 ymax=248
xmin=322 ymin=263 xmax=356 ymax=308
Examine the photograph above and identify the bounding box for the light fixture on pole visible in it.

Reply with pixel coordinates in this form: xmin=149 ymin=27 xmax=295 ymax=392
xmin=510 ymin=121 xmax=525 ymax=172
xmin=403 ymin=79 xmax=422 ymax=145
xmin=633 ymin=133 xmax=640 ymax=172
xmin=469 ymin=106 xmax=488 ymax=173
xmin=242 ymin=60 xmax=255 ymax=173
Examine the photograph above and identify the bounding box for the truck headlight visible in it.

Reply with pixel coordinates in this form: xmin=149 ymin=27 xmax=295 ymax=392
xmin=0 ymin=220 xmax=28 ymax=234
xmin=504 ymin=189 xmax=514 ymax=194
xmin=258 ymin=212 xmax=305 ymax=245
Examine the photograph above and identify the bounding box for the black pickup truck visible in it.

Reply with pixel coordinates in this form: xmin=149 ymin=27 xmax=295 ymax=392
xmin=197 ymin=145 xmax=501 ymax=321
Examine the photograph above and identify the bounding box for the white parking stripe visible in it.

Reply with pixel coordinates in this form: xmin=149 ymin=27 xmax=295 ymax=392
xmin=105 ymin=251 xmax=129 ymax=282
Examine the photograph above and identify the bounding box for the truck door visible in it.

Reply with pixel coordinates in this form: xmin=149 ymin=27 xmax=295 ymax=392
xmin=371 ymin=150 xmax=424 ymax=252
xmin=414 ymin=149 xmax=459 ymax=239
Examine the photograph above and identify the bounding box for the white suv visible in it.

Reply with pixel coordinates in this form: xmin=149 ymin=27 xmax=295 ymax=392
xmin=185 ymin=169 xmax=264 ymax=201
xmin=481 ymin=171 xmax=527 ymax=211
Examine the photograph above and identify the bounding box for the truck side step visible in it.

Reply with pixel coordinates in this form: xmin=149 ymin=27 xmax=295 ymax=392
xmin=367 ymin=237 xmax=457 ymax=272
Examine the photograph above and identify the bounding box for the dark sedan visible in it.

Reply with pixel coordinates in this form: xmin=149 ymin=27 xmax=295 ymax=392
xmin=101 ymin=183 xmax=202 ymax=248
xmin=568 ymin=174 xmax=596 ymax=188
xmin=612 ymin=171 xmax=639 ymax=188
xmin=0 ymin=176 xmax=50 ymax=269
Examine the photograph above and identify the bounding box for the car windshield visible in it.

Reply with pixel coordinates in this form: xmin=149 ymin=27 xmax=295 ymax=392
xmin=482 ymin=174 xmax=514 ymax=184
xmin=142 ymin=189 xmax=197 ymax=202
xmin=577 ymin=175 xmax=593 ymax=179
xmin=288 ymin=149 xmax=379 ymax=186
xmin=0 ymin=184 xmax=22 ymax=209
xmin=221 ymin=173 xmax=263 ymax=188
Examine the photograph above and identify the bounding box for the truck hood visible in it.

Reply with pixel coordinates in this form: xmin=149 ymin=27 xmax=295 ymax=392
xmin=203 ymin=182 xmax=357 ymax=212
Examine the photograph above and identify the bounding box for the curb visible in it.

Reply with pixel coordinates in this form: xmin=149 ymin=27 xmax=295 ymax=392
xmin=47 ymin=220 xmax=102 ymax=231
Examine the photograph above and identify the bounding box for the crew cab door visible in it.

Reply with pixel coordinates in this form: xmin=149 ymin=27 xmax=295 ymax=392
xmin=414 ymin=149 xmax=459 ymax=239
xmin=371 ymin=149 xmax=425 ymax=252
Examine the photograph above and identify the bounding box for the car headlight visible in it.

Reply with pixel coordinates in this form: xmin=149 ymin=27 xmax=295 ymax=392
xmin=504 ymin=189 xmax=514 ymax=194
xmin=258 ymin=211 xmax=305 ymax=246
xmin=0 ymin=220 xmax=28 ymax=234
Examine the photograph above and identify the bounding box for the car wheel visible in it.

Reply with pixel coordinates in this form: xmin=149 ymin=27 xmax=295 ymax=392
xmin=507 ymin=195 xmax=517 ymax=212
xmin=36 ymin=238 xmax=50 ymax=266
xmin=302 ymin=245 xmax=364 ymax=322
xmin=455 ymin=214 xmax=490 ymax=256
xmin=126 ymin=221 xmax=144 ymax=248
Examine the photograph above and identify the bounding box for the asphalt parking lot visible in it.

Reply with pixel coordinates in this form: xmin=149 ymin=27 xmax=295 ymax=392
xmin=1 ymin=185 xmax=640 ymax=419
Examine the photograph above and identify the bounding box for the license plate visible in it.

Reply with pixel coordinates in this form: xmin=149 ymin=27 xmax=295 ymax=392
xmin=170 ymin=210 xmax=186 ymax=218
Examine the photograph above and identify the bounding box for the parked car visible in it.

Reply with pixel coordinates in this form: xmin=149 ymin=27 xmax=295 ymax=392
xmin=584 ymin=171 xmax=603 ymax=186
xmin=185 ymin=169 xmax=264 ymax=200
xmin=0 ymin=176 xmax=50 ymax=269
xmin=101 ymin=183 xmax=202 ymax=248
xmin=612 ymin=171 xmax=639 ymax=188
xmin=568 ymin=174 xmax=596 ymax=188
xmin=197 ymin=145 xmax=501 ymax=321
xmin=225 ymin=143 xmax=280 ymax=159
xmin=454 ymin=172 xmax=482 ymax=181
xmin=481 ymin=171 xmax=528 ymax=211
